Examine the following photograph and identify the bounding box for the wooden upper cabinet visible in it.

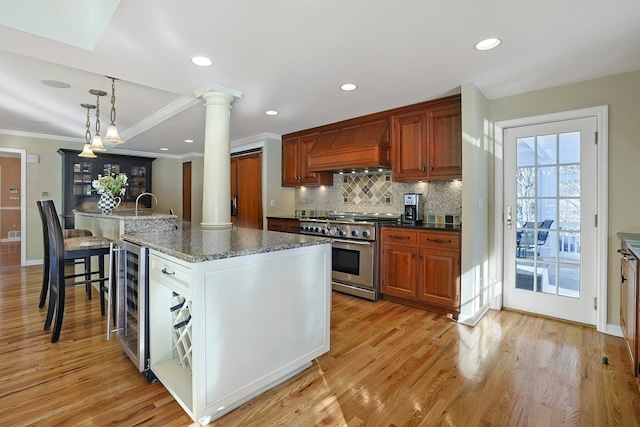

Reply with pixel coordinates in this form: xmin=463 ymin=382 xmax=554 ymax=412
xmin=390 ymin=110 xmax=429 ymax=181
xmin=281 ymin=133 xmax=332 ymax=187
xmin=427 ymin=103 xmax=462 ymax=179
xmin=391 ymin=95 xmax=461 ymax=182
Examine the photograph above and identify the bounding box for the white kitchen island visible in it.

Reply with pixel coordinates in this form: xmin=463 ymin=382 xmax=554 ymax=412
xmin=121 ymin=224 xmax=332 ymax=425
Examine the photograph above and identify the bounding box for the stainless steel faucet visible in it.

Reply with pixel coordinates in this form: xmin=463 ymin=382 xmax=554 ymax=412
xmin=135 ymin=192 xmax=158 ymax=214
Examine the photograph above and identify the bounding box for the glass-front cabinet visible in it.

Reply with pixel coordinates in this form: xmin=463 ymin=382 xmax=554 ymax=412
xmin=59 ymin=149 xmax=155 ymax=228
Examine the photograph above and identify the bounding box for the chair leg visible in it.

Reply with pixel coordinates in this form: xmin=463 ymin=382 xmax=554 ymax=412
xmin=44 ymin=254 xmax=59 ymax=331
xmin=99 ymin=254 xmax=106 ymax=316
xmin=85 ymin=256 xmax=92 ymax=300
xmin=51 ymin=279 xmax=65 ymax=343
xmin=39 ymin=254 xmax=50 ymax=309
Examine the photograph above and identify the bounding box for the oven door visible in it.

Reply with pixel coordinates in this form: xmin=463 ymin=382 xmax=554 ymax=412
xmin=332 ymin=239 xmax=374 ymax=289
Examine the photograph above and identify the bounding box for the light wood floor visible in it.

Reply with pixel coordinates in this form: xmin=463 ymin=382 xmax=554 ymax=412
xmin=1 ymin=257 xmax=639 ymax=426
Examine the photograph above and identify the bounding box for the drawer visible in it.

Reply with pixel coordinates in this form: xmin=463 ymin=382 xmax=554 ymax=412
xmin=149 ymin=253 xmax=192 ymax=295
xmin=381 ymin=228 xmax=418 ymax=245
xmin=419 ymin=231 xmax=460 ymax=250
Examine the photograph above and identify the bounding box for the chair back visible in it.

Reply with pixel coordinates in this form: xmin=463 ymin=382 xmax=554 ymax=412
xmin=40 ymin=200 xmax=66 ymax=265
xmin=36 ymin=201 xmax=50 ymax=260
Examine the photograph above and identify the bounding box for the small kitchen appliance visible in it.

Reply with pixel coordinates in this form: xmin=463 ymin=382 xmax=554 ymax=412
xmin=403 ymin=193 xmax=423 ymax=224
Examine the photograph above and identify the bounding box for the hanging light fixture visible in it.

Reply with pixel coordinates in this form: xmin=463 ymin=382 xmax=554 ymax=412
xmin=102 ymin=77 xmax=124 ymax=145
xmin=79 ymin=103 xmax=97 ymax=158
xmin=89 ymin=89 xmax=107 ymax=152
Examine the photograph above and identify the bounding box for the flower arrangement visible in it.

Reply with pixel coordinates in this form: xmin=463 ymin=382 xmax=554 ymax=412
xmin=92 ymin=172 xmax=128 ymax=197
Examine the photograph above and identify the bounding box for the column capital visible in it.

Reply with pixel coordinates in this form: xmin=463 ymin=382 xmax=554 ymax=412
xmin=196 ymin=84 xmax=242 ymax=102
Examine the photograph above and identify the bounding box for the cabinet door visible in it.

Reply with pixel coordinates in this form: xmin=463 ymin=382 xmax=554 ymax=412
xmin=417 ymin=248 xmax=459 ymax=308
xmin=380 ymin=243 xmax=417 ymax=298
xmin=281 ymin=137 xmax=299 ymax=186
xmin=391 ymin=110 xmax=428 ymax=182
xmin=427 ymin=103 xmax=462 ymax=180
xmin=127 ymin=164 xmax=149 ymax=200
xmin=72 ymin=160 xmax=94 ymax=197
xmin=621 ymin=250 xmax=637 ymax=375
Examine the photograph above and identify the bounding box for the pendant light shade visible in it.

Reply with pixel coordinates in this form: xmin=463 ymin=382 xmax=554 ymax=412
xmin=102 ymin=77 xmax=124 ymax=145
xmin=79 ymin=103 xmax=97 ymax=158
xmin=89 ymin=89 xmax=107 ymax=152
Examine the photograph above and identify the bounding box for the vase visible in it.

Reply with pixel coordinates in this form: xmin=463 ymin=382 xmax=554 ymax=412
xmin=97 ymin=194 xmax=121 ymax=215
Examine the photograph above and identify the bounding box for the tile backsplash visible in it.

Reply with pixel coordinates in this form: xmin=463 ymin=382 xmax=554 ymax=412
xmin=295 ymin=173 xmax=462 ymax=223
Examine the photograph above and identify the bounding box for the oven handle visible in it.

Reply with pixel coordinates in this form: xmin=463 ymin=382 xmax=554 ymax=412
xmin=332 ymin=239 xmax=374 ymax=246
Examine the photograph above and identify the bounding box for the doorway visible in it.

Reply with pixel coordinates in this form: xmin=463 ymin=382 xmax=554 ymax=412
xmin=231 ymin=152 xmax=263 ymax=229
xmin=495 ymin=107 xmax=608 ymax=331
xmin=182 ymin=162 xmax=192 ymax=222
xmin=0 ymin=148 xmax=26 ymax=267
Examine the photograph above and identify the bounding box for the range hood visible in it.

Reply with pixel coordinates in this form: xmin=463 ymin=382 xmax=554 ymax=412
xmin=306 ymin=117 xmax=391 ymax=172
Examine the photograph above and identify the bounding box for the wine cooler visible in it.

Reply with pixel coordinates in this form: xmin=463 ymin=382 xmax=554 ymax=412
xmin=108 ymin=240 xmax=154 ymax=381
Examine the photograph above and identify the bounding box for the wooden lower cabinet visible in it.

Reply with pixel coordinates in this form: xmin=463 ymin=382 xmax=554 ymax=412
xmin=381 ymin=227 xmax=460 ymax=319
xmin=620 ymin=240 xmax=639 ymax=377
xmin=267 ymin=218 xmax=300 ymax=234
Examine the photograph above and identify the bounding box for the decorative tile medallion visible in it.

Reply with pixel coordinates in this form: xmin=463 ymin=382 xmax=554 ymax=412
xmin=342 ymin=174 xmax=393 ymax=206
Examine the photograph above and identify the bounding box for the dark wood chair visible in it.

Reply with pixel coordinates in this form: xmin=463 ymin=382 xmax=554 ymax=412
xmin=36 ymin=200 xmax=94 ymax=308
xmin=40 ymin=200 xmax=112 ymax=342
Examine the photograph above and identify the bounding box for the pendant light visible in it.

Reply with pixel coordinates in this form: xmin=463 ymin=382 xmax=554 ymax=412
xmin=102 ymin=77 xmax=124 ymax=145
xmin=79 ymin=103 xmax=97 ymax=158
xmin=89 ymin=89 xmax=107 ymax=152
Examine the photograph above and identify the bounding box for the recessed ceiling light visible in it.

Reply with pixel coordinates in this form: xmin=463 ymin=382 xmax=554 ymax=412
xmin=41 ymin=80 xmax=71 ymax=88
xmin=160 ymin=148 xmax=169 ymax=151
xmin=265 ymin=110 xmax=279 ymax=116
xmin=184 ymin=139 xmax=194 ymax=143
xmin=474 ymin=38 xmax=501 ymax=51
xmin=191 ymin=56 xmax=212 ymax=66
xmin=340 ymin=83 xmax=357 ymax=91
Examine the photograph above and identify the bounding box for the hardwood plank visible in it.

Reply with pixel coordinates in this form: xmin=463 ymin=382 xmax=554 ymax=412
xmin=0 ymin=261 xmax=639 ymax=426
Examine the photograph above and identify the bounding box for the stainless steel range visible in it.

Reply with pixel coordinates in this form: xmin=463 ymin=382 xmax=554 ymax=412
xmin=300 ymin=212 xmax=400 ymax=301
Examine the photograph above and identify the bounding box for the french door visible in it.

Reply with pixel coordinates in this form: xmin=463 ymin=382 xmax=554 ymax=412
xmin=503 ymin=117 xmax=598 ymax=325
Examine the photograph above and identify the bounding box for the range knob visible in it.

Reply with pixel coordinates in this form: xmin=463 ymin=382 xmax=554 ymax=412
xmin=351 ymin=230 xmax=359 ymax=237
xmin=300 ymin=226 xmax=304 ymax=232
xmin=329 ymin=227 xmax=338 ymax=235
xmin=303 ymin=226 xmax=310 ymax=232
xmin=321 ymin=228 xmax=327 ymax=235
xmin=314 ymin=227 xmax=320 ymax=233
xmin=338 ymin=230 xmax=346 ymax=237
xmin=362 ymin=230 xmax=370 ymax=238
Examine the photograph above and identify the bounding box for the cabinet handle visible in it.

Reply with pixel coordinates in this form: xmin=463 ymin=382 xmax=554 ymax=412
xmin=390 ymin=235 xmax=410 ymax=239
xmin=412 ymin=253 xmax=415 ymax=258
xmin=421 ymin=166 xmax=425 ymax=172
xmin=419 ymin=254 xmax=423 ymax=259
xmin=430 ymin=165 xmax=433 ymax=171
xmin=426 ymin=238 xmax=452 ymax=243
xmin=161 ymin=267 xmax=175 ymax=275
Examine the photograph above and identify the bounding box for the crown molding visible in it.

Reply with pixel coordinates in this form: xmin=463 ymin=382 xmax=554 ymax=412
xmin=120 ymin=95 xmax=202 ymax=141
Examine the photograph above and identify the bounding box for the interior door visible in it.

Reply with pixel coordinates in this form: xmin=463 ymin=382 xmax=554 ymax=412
xmin=503 ymin=117 xmax=597 ymax=325
xmin=230 ymin=152 xmax=263 ymax=230
xmin=182 ymin=162 xmax=191 ymax=222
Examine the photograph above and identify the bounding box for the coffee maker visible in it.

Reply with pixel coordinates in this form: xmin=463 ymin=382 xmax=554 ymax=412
xmin=403 ymin=193 xmax=423 ymax=224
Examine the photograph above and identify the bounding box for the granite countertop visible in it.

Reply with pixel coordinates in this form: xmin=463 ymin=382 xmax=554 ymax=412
xmin=618 ymin=232 xmax=640 ymax=258
xmin=74 ymin=210 xmax=178 ymax=220
xmin=383 ymin=222 xmax=462 ymax=231
xmin=122 ymin=223 xmax=331 ymax=263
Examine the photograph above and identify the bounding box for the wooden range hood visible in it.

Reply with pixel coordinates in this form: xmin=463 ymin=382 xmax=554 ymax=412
xmin=306 ymin=117 xmax=391 ymax=172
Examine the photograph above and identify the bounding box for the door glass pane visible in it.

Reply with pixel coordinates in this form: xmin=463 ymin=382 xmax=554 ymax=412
xmin=537 ymin=166 xmax=557 ymax=197
xmin=537 ymin=199 xmax=557 ymax=227
xmin=516 ymin=167 xmax=536 ymax=197
xmin=559 ymin=132 xmax=580 ymax=164
xmin=537 ymin=134 xmax=557 ymax=165
xmin=516 ymin=198 xmax=536 ymax=226
xmin=516 ymin=137 xmax=535 ymax=166
xmin=559 ymin=199 xmax=580 ymax=231
xmin=103 ymin=163 xmax=121 ymax=175
xmin=559 ymin=165 xmax=580 ymax=197
xmin=558 ymin=264 xmax=580 ymax=297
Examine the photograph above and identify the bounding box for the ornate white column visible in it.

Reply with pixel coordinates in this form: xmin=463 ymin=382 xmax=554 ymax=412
xmin=200 ymin=89 xmax=240 ymax=230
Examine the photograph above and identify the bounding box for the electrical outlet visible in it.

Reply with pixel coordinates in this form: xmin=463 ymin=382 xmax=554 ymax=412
xmin=270 ymin=199 xmax=275 ymax=207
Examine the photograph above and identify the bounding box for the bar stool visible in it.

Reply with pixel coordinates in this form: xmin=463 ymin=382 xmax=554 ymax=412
xmin=40 ymin=200 xmax=112 ymax=343
xmin=36 ymin=201 xmax=93 ymax=308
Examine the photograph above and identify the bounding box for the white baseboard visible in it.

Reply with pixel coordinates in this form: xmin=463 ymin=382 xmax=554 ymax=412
xmin=605 ymin=323 xmax=623 ymax=337
xmin=458 ymin=303 xmax=491 ymax=327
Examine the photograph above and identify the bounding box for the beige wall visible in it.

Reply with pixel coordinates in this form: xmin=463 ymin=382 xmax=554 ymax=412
xmin=0 ymin=156 xmax=21 ymax=239
xmin=489 ymin=69 xmax=640 ymax=326
xmin=460 ymin=83 xmax=492 ymax=324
